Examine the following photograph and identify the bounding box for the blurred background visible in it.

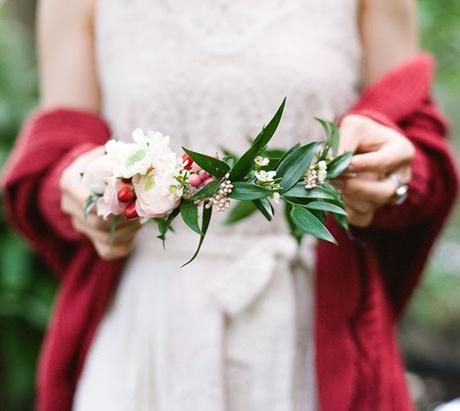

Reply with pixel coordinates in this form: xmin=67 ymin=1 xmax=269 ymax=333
xmin=0 ymin=1 xmax=459 ymax=410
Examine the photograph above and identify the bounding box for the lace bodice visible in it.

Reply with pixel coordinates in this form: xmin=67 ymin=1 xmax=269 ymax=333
xmin=95 ymin=0 xmax=362 ymax=235
xmin=96 ymin=0 xmax=361 ymax=148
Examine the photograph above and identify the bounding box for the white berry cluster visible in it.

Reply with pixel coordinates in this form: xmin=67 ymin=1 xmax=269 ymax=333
xmin=206 ymin=175 xmax=233 ymax=212
xmin=304 ymin=160 xmax=327 ymax=190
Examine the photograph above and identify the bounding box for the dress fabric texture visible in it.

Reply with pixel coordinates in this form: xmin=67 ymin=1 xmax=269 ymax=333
xmin=73 ymin=0 xmax=361 ymax=410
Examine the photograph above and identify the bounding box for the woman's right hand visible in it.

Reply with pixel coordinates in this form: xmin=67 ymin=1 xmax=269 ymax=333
xmin=59 ymin=147 xmax=141 ymax=260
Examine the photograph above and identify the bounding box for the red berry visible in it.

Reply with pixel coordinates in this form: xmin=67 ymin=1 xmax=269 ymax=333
xmin=124 ymin=202 xmax=138 ymax=219
xmin=198 ymin=170 xmax=210 ymax=181
xmin=182 ymin=153 xmax=193 ymax=170
xmin=188 ymin=173 xmax=202 ymax=187
xmin=121 ymin=178 xmax=132 ymax=184
xmin=117 ymin=186 xmax=135 ymax=203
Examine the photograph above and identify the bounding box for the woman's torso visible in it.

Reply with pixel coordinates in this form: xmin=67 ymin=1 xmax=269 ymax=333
xmin=73 ymin=2 xmax=363 ymax=410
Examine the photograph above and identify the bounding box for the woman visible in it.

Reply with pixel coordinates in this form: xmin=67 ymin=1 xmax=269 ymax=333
xmin=2 ymin=0 xmax=458 ymax=410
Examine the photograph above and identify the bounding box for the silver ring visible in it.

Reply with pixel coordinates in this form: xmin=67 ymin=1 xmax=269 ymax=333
xmin=389 ymin=174 xmax=409 ymax=205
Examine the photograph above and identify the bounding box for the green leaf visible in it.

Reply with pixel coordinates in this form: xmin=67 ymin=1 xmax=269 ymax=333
xmin=220 ymin=146 xmax=238 ymax=163
xmin=182 ymin=147 xmax=230 ymax=178
xmin=320 ymin=183 xmax=346 ymax=207
xmin=333 ymin=212 xmax=349 ymax=230
xmin=274 ymin=143 xmax=300 ymax=167
xmin=327 ymin=151 xmax=353 ymax=179
xmin=182 ymin=205 xmax=213 ymax=267
xmin=188 ymin=180 xmax=220 ymax=200
xmin=284 ymin=202 xmax=303 ymax=245
xmin=290 ymin=205 xmax=337 ymax=244
xmin=229 ymin=182 xmax=272 ymax=200
xmin=261 ymin=148 xmax=286 ymax=167
xmin=224 ymin=201 xmax=257 ymax=225
xmin=282 ymin=183 xmax=336 ymax=201
xmin=230 ymin=98 xmax=286 ymax=180
xmin=109 ymin=215 xmax=122 ymax=251
xmin=253 ymin=197 xmax=274 ymax=221
xmin=305 ymin=201 xmax=347 ymax=216
xmin=83 ymin=194 xmax=99 ymax=218
xmin=277 ymin=142 xmax=320 ymax=191
xmin=180 ymin=201 xmax=202 ymax=235
xmin=315 ymin=118 xmax=340 ymax=156
xmin=262 ymin=148 xmax=286 ymax=159
xmin=156 ymin=207 xmax=180 ymax=247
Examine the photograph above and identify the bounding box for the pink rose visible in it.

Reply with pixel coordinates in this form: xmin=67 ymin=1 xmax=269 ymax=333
xmin=133 ymin=169 xmax=181 ymax=219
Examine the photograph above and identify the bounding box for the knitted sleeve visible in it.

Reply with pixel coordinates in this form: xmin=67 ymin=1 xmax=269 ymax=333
xmin=1 ymin=109 xmax=111 ymax=276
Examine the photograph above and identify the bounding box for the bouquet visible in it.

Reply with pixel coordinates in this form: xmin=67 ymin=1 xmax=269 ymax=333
xmin=82 ymin=99 xmax=352 ymax=265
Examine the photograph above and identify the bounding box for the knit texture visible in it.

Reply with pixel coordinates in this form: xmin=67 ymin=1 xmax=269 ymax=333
xmin=1 ymin=55 xmax=458 ymax=411
xmin=315 ymin=55 xmax=458 ymax=411
xmin=1 ymin=109 xmax=126 ymax=410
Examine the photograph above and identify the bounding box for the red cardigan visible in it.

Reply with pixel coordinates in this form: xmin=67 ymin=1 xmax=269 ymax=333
xmin=2 ymin=55 xmax=458 ymax=411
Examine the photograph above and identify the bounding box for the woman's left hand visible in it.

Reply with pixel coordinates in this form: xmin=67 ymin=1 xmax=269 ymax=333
xmin=337 ymin=114 xmax=416 ymax=227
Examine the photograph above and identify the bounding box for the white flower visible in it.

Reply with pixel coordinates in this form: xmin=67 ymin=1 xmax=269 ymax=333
xmin=255 ymin=170 xmax=277 ymax=183
xmin=272 ymin=192 xmax=281 ymax=204
xmin=317 ymin=160 xmax=327 ymax=171
xmin=254 ymin=156 xmax=270 ymax=167
xmin=105 ymin=139 xmax=151 ymax=178
xmin=105 ymin=129 xmax=176 ymax=179
xmin=318 ymin=169 xmax=327 ymax=183
xmin=82 ymin=154 xmax=117 ymax=195
xmin=304 ymin=168 xmax=318 ymax=189
xmin=316 ymin=160 xmax=328 ymax=183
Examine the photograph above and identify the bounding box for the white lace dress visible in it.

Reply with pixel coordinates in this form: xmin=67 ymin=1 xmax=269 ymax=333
xmin=73 ymin=1 xmax=362 ymax=410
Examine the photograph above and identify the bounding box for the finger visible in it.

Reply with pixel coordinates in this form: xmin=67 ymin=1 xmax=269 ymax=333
xmin=63 ymin=193 xmax=138 ymax=230
xmin=350 ymin=141 xmax=413 ymax=174
xmin=110 ymin=220 xmax=141 ymax=243
xmin=341 ymin=176 xmax=397 ymax=205
xmin=75 ymin=210 xmax=137 ymax=231
xmin=338 ymin=116 xmax=362 ymax=154
xmin=70 ymin=210 xmax=112 ymax=230
xmin=72 ymin=216 xmax=139 ymax=246
xmin=342 ymin=194 xmax=375 ymax=214
xmin=61 ymin=194 xmax=91 ymax=217
xmin=345 ymin=205 xmax=374 ymax=228
xmin=94 ymin=241 xmax=134 ymax=261
xmin=61 ymin=183 xmax=94 ymax=208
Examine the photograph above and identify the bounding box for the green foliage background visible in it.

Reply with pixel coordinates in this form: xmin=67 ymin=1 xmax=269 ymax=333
xmin=0 ymin=1 xmax=459 ymax=410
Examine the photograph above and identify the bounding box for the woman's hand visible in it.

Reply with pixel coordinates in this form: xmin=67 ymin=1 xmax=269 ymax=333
xmin=59 ymin=147 xmax=141 ymax=260
xmin=337 ymin=114 xmax=415 ymax=227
